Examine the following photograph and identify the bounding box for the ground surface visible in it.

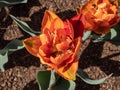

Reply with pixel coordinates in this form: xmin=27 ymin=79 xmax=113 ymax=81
xmin=0 ymin=0 xmax=120 ymax=90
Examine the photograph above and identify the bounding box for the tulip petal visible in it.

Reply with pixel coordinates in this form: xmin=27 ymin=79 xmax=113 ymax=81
xmin=54 ymin=26 xmax=67 ymax=43
xmin=55 ymin=60 xmax=78 ymax=80
xmin=50 ymin=18 xmax=64 ymax=32
xmin=38 ymin=54 xmax=52 ymax=65
xmin=52 ymin=37 xmax=81 ymax=80
xmin=42 ymin=10 xmax=58 ymax=30
xmin=42 ymin=10 xmax=64 ymax=33
xmin=72 ymin=37 xmax=81 ymax=60
xmin=69 ymin=14 xmax=84 ymax=37
xmin=82 ymin=13 xmax=97 ymax=30
xmin=39 ymin=34 xmax=49 ymax=45
xmin=65 ymin=37 xmax=81 ymax=65
xmin=50 ymin=50 xmax=73 ymax=65
xmin=94 ymin=27 xmax=110 ymax=34
xmin=23 ymin=36 xmax=41 ymax=57
xmin=56 ymin=41 xmax=69 ymax=51
xmin=64 ymin=20 xmax=74 ymax=39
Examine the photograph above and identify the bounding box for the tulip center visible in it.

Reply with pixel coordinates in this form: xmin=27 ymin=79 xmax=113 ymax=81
xmin=95 ymin=3 xmax=107 ymax=18
xmin=50 ymin=32 xmax=74 ymax=65
xmin=94 ymin=2 xmax=114 ymax=22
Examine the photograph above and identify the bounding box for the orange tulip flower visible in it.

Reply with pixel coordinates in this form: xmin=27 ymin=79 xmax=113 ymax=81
xmin=23 ymin=10 xmax=84 ymax=80
xmin=77 ymin=0 xmax=120 ymax=34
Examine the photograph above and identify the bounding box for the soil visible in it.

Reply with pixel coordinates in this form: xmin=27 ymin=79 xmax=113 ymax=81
xmin=0 ymin=0 xmax=120 ymax=90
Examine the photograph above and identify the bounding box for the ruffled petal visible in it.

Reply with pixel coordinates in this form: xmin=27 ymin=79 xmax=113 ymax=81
xmin=94 ymin=27 xmax=110 ymax=34
xmin=50 ymin=51 xmax=72 ymax=65
xmin=56 ymin=41 xmax=69 ymax=51
xmin=64 ymin=20 xmax=74 ymax=39
xmin=68 ymin=14 xmax=84 ymax=38
xmin=42 ymin=10 xmax=64 ymax=33
xmin=55 ymin=60 xmax=78 ymax=80
xmin=23 ymin=36 xmax=41 ymax=57
xmin=72 ymin=37 xmax=81 ymax=60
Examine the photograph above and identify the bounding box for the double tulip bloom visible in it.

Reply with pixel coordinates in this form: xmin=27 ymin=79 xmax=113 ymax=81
xmin=23 ymin=10 xmax=84 ymax=80
xmin=77 ymin=0 xmax=120 ymax=34
xmin=22 ymin=0 xmax=120 ymax=81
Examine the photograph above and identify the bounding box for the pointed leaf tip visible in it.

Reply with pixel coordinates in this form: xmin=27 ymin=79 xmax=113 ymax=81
xmin=77 ymin=69 xmax=111 ymax=85
xmin=10 ymin=15 xmax=40 ymax=36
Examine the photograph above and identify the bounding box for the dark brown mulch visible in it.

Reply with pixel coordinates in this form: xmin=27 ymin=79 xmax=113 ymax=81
xmin=0 ymin=0 xmax=120 ymax=90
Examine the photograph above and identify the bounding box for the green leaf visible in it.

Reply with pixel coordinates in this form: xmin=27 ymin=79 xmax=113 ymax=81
xmin=92 ymin=34 xmax=106 ymax=43
xmin=110 ymin=28 xmax=117 ymax=39
xmin=37 ymin=70 xmax=51 ymax=90
xmin=52 ymin=77 xmax=75 ymax=90
xmin=0 ymin=39 xmax=24 ymax=55
xmin=108 ymin=24 xmax=120 ymax=45
xmin=4 ymin=39 xmax=24 ymax=51
xmin=0 ymin=0 xmax=27 ymax=7
xmin=0 ymin=39 xmax=24 ymax=71
xmin=92 ymin=24 xmax=120 ymax=45
xmin=10 ymin=15 xmax=40 ymax=36
xmin=77 ymin=69 xmax=111 ymax=85
xmin=49 ymin=70 xmax=59 ymax=89
xmin=0 ymin=52 xmax=8 ymax=71
xmin=37 ymin=70 xmax=75 ymax=90
xmin=82 ymin=31 xmax=91 ymax=41
xmin=48 ymin=70 xmax=75 ymax=90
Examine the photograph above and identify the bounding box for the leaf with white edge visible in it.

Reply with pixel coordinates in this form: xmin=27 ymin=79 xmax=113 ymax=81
xmin=110 ymin=28 xmax=117 ymax=39
xmin=37 ymin=70 xmax=75 ymax=90
xmin=92 ymin=34 xmax=106 ymax=43
xmin=0 ymin=52 xmax=8 ymax=72
xmin=52 ymin=77 xmax=75 ymax=90
xmin=10 ymin=15 xmax=40 ymax=36
xmin=77 ymin=69 xmax=111 ymax=85
xmin=0 ymin=39 xmax=24 ymax=71
xmin=82 ymin=31 xmax=91 ymax=41
xmin=108 ymin=24 xmax=120 ymax=45
xmin=37 ymin=70 xmax=51 ymax=90
xmin=0 ymin=39 xmax=24 ymax=55
xmin=0 ymin=0 xmax=27 ymax=7
xmin=48 ymin=70 xmax=75 ymax=90
xmin=92 ymin=24 xmax=120 ymax=45
xmin=49 ymin=70 xmax=59 ymax=89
